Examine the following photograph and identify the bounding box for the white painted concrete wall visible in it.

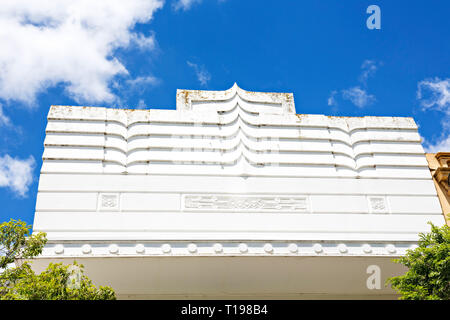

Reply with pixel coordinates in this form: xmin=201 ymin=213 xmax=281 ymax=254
xmin=33 ymin=84 xmax=445 ymax=256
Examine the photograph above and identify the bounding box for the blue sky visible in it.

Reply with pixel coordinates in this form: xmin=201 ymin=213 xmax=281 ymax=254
xmin=0 ymin=0 xmax=449 ymax=226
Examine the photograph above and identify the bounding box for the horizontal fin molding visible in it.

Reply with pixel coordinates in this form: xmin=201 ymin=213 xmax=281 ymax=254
xmin=33 ymin=212 xmax=445 ymax=238
xmin=37 ymin=174 xmax=439 ymax=195
xmin=40 ymin=159 xmax=432 ymax=177
xmin=43 ymin=101 xmax=425 ymax=178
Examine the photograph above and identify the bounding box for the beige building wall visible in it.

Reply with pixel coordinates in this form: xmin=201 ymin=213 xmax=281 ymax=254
xmin=426 ymin=153 xmax=450 ymax=226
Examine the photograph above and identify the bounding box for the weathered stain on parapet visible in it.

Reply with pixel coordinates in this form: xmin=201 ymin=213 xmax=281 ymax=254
xmin=49 ymin=86 xmax=417 ymax=134
xmin=295 ymin=114 xmax=308 ymax=122
xmin=177 ymin=89 xmax=190 ymax=106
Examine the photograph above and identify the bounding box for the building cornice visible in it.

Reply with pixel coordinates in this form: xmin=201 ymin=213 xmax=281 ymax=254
xmin=434 ymin=167 xmax=450 ymax=195
xmin=426 ymin=153 xmax=450 ymax=226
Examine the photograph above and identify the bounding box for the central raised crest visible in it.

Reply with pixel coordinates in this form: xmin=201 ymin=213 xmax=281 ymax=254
xmin=176 ymin=83 xmax=295 ymax=114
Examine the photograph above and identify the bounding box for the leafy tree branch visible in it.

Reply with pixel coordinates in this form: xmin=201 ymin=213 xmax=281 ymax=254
xmin=387 ymin=222 xmax=450 ymax=300
xmin=0 ymin=219 xmax=115 ymax=300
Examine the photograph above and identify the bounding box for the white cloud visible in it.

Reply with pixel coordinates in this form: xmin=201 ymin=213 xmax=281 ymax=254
xmin=417 ymin=78 xmax=450 ymax=152
xmin=187 ymin=61 xmax=211 ymax=86
xmin=424 ymin=136 xmax=450 ymax=153
xmin=359 ymin=60 xmax=380 ymax=85
xmin=109 ymin=75 xmax=159 ymax=108
xmin=173 ymin=0 xmax=203 ymax=11
xmin=341 ymin=87 xmax=376 ymax=108
xmin=417 ymin=78 xmax=450 ymax=112
xmin=137 ymin=99 xmax=147 ymax=109
xmin=327 ymin=90 xmax=338 ymax=106
xmin=0 ymin=0 xmax=164 ymax=106
xmin=130 ymin=32 xmax=157 ymax=51
xmin=0 ymin=104 xmax=11 ymax=127
xmin=126 ymin=75 xmax=160 ymax=88
xmin=172 ymin=0 xmax=226 ymax=10
xmin=0 ymin=154 xmax=35 ymax=197
xmin=328 ymin=60 xmax=380 ymax=108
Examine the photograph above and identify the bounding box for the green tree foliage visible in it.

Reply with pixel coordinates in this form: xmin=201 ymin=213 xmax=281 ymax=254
xmin=387 ymin=222 xmax=450 ymax=300
xmin=1 ymin=261 xmax=115 ymax=300
xmin=0 ymin=219 xmax=116 ymax=300
xmin=0 ymin=219 xmax=47 ymax=269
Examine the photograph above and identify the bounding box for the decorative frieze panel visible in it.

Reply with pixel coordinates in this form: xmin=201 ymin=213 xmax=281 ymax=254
xmin=368 ymin=196 xmax=389 ymax=214
xmin=98 ymin=193 xmax=120 ymax=211
xmin=183 ymin=194 xmax=308 ymax=212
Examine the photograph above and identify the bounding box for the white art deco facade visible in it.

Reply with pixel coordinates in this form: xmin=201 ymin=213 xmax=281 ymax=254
xmin=32 ymin=84 xmax=446 ymax=299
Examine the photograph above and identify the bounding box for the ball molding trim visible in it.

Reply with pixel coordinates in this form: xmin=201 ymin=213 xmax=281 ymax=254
xmin=40 ymin=241 xmax=415 ymax=258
